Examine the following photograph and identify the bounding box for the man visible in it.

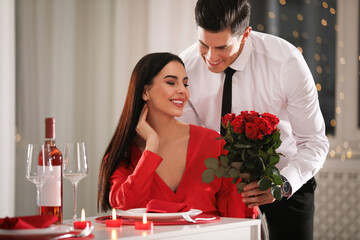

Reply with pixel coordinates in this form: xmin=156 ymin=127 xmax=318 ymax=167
xmin=178 ymin=0 xmax=329 ymax=239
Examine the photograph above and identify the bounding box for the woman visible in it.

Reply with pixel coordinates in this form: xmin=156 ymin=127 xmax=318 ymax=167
xmin=97 ymin=52 xmax=257 ymax=218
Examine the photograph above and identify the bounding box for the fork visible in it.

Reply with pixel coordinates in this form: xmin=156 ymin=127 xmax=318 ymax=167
xmin=182 ymin=215 xmax=216 ymax=223
xmin=50 ymin=224 xmax=94 ymax=240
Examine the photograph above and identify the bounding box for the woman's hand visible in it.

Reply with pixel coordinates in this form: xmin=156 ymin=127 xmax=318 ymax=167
xmin=241 ymin=181 xmax=276 ymax=208
xmin=136 ymin=104 xmax=159 ymax=153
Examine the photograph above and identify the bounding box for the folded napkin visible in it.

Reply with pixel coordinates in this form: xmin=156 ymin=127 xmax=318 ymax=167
xmin=0 ymin=215 xmax=58 ymax=230
xmin=146 ymin=199 xmax=192 ymax=213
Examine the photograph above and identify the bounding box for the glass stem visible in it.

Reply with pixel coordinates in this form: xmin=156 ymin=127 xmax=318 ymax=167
xmin=72 ymin=182 xmax=79 ymax=220
xmin=36 ymin=185 xmax=41 ymax=215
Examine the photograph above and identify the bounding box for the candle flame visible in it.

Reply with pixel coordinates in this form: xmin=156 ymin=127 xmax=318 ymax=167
xmin=112 ymin=208 xmax=117 ymax=220
xmin=142 ymin=213 xmax=147 ymax=224
xmin=81 ymin=208 xmax=85 ymax=222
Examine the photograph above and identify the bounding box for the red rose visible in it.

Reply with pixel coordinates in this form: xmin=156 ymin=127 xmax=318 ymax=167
xmin=245 ymin=122 xmax=262 ymax=140
xmin=240 ymin=111 xmax=249 ymax=116
xmin=243 ymin=111 xmax=259 ymax=123
xmin=231 ymin=115 xmax=245 ymax=134
xmin=255 ymin=117 xmax=273 ymax=136
xmin=221 ymin=113 xmax=236 ymax=127
xmin=261 ymin=113 xmax=279 ymax=133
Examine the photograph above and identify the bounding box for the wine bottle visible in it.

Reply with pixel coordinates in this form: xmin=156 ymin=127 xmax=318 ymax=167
xmin=38 ymin=117 xmax=63 ymax=224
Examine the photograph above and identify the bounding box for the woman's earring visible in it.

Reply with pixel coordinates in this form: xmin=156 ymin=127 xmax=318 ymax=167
xmin=143 ymin=94 xmax=148 ymax=101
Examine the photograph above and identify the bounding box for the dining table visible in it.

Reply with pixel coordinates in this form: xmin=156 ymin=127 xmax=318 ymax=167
xmin=63 ymin=215 xmax=261 ymax=240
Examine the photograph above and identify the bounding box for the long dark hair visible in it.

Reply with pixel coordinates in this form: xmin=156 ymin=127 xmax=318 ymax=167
xmin=97 ymin=52 xmax=185 ymax=212
xmin=195 ymin=0 xmax=251 ymax=36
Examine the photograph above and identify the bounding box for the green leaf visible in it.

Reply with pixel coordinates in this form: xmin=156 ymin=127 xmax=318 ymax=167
xmin=258 ymin=157 xmax=266 ymax=171
xmin=237 ymin=182 xmax=246 ymax=192
xmin=223 ymin=167 xmax=231 ymax=178
xmin=273 ymin=140 xmax=282 ymax=150
xmin=241 ymin=150 xmax=246 ymax=161
xmin=225 ymin=130 xmax=234 ymax=143
xmin=204 ymin=157 xmax=220 ymax=170
xmin=270 ymin=167 xmax=281 ymax=177
xmin=232 ymin=177 xmax=239 ymax=184
xmin=233 ymin=143 xmax=252 ymax=149
xmin=271 ymin=185 xmax=283 ymax=201
xmin=230 ymin=162 xmax=243 ymax=169
xmin=215 ymin=166 xmax=225 ymax=178
xmin=247 ymin=148 xmax=257 ymax=157
xmin=245 ymin=162 xmax=256 ymax=170
xmin=270 ymin=174 xmax=283 ymax=185
xmin=202 ymin=169 xmax=216 ymax=184
xmin=224 ymin=145 xmax=232 ymax=152
xmin=258 ymin=177 xmax=272 ymax=191
xmin=229 ymin=167 xmax=240 ymax=178
xmin=269 ymin=155 xmax=280 ymax=165
xmin=272 ymin=131 xmax=280 ymax=141
xmin=219 ymin=155 xmax=229 ymax=166
xmin=227 ymin=153 xmax=235 ymax=163
xmin=239 ymin=173 xmax=251 ymax=179
xmin=267 ymin=148 xmax=274 ymax=155
xmin=258 ymin=150 xmax=268 ymax=161
xmin=264 ymin=136 xmax=271 ymax=144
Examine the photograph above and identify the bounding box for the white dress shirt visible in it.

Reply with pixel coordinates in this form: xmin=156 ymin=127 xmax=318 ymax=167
xmin=178 ymin=30 xmax=329 ymax=195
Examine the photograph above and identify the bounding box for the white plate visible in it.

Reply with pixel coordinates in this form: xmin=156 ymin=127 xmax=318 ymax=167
xmin=0 ymin=225 xmax=73 ymax=236
xmin=117 ymin=208 xmax=202 ymax=221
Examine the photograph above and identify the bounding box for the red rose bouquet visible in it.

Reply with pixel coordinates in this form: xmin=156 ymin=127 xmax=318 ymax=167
xmin=202 ymin=111 xmax=284 ymax=201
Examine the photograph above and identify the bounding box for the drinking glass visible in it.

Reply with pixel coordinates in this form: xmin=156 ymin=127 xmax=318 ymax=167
xmin=63 ymin=142 xmax=88 ymax=220
xmin=26 ymin=144 xmax=53 ymax=214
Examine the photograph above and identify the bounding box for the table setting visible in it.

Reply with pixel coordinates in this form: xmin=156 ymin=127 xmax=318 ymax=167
xmin=0 ymin=140 xmax=260 ymax=239
xmin=0 ymin=214 xmax=94 ymax=239
xmin=0 ymin=139 xmax=95 ymax=240
xmin=0 ymin=117 xmax=260 ymax=239
xmin=84 ymin=214 xmax=261 ymax=240
xmin=0 ymin=139 xmax=224 ymax=239
xmin=94 ymin=200 xmax=220 ymax=227
xmin=92 ymin=200 xmax=220 ymax=236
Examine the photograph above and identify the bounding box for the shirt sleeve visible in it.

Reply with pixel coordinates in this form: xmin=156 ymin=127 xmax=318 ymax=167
xmin=281 ymin=51 xmax=329 ymax=195
xmin=109 ymin=150 xmax=162 ymax=210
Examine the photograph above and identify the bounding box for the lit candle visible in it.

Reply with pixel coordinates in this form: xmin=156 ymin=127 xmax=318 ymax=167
xmin=134 ymin=213 xmax=153 ymax=230
xmin=105 ymin=208 xmax=123 ymax=227
xmin=73 ymin=208 xmax=92 ymax=229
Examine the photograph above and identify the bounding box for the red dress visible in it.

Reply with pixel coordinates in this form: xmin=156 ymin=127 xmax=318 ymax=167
xmin=109 ymin=124 xmax=258 ymax=218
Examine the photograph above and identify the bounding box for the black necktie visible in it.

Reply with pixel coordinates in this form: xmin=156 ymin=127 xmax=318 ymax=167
xmin=221 ymin=67 xmax=236 ymax=136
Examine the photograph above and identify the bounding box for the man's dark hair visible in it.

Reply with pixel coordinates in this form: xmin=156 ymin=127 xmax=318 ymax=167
xmin=195 ymin=0 xmax=251 ymax=36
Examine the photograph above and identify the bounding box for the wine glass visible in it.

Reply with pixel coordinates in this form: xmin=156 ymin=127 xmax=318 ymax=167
xmin=63 ymin=142 xmax=88 ymax=220
xmin=26 ymin=144 xmax=53 ymax=214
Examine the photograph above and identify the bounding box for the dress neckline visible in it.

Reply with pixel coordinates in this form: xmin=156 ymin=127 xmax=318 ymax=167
xmin=133 ymin=124 xmax=193 ymax=195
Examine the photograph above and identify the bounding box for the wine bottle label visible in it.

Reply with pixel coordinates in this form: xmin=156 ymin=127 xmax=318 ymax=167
xmin=38 ymin=166 xmax=61 ymax=206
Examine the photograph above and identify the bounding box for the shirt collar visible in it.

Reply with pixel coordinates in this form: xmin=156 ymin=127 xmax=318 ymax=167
xmin=229 ymin=33 xmax=253 ymax=72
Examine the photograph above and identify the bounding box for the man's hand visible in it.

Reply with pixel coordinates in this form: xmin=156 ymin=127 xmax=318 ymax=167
xmin=241 ymin=181 xmax=275 ymax=208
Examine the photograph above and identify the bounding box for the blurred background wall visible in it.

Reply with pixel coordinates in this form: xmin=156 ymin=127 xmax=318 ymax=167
xmin=12 ymin=0 xmax=198 ymax=219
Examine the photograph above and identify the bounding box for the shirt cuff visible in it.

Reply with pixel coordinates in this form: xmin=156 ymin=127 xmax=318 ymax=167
xmin=280 ymin=167 xmax=302 ymax=198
